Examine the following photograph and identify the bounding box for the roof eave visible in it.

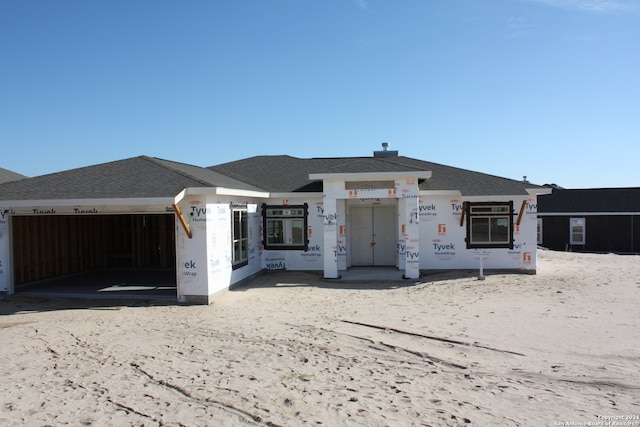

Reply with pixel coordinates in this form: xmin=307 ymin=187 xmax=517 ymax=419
xmin=419 ymin=190 xmax=463 ymax=197
xmin=1 ymin=197 xmax=176 ymax=215
xmin=175 ymin=187 xmax=270 ymax=203
xmin=269 ymin=192 xmax=323 ymax=199
xmin=526 ymin=187 xmax=553 ymax=195
xmin=0 ymin=197 xmax=175 ymax=208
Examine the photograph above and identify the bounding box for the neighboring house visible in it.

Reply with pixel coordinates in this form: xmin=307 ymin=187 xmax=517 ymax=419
xmin=0 ymin=148 xmax=550 ymax=304
xmin=537 ymin=187 xmax=640 ymax=254
xmin=0 ymin=167 xmax=27 ymax=184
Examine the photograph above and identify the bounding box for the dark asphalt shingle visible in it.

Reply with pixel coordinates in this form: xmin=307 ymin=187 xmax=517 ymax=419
xmin=0 ymin=154 xmax=544 ymax=202
xmin=0 ymin=156 xmax=261 ymax=201
xmin=209 ymin=155 xmax=539 ymax=196
xmin=0 ymin=167 xmax=27 ymax=184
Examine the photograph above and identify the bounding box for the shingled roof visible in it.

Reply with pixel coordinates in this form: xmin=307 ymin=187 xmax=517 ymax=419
xmin=0 ymin=167 xmax=27 ymax=184
xmin=0 ymin=156 xmax=261 ymax=201
xmin=538 ymin=187 xmax=640 ymax=213
xmin=0 ymin=154 xmax=545 ymax=202
xmin=209 ymin=155 xmax=540 ymax=196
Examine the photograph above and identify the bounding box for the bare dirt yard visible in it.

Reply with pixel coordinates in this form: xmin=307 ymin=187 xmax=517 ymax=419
xmin=1 ymin=249 xmax=639 ymax=426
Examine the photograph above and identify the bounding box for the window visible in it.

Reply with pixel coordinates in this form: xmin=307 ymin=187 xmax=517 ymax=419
xmin=466 ymin=202 xmax=514 ymax=249
xmin=263 ymin=204 xmax=308 ymax=250
xmin=569 ymin=218 xmax=585 ymax=245
xmin=232 ymin=205 xmax=249 ymax=268
xmin=537 ymin=218 xmax=543 ymax=245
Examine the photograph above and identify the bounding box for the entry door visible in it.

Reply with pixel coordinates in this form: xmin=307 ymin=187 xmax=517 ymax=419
xmin=351 ymin=206 xmax=396 ymax=266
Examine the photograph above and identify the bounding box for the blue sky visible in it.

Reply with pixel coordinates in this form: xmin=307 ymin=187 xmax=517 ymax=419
xmin=1 ymin=0 xmax=638 ymax=189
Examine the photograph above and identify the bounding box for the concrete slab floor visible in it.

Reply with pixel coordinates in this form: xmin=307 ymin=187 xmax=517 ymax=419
xmin=13 ymin=269 xmax=177 ymax=300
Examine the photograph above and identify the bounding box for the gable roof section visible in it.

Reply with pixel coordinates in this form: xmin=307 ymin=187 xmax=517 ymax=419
xmin=0 ymin=167 xmax=27 ymax=184
xmin=209 ymin=156 xmax=363 ymax=193
xmin=538 ymin=187 xmax=640 ymax=213
xmin=392 ymin=156 xmax=539 ymax=195
xmin=0 ymin=156 xmax=261 ymax=201
xmin=209 ymin=155 xmax=540 ymax=196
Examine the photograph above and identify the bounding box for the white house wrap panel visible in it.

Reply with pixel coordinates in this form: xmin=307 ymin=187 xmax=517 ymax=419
xmin=0 ymin=152 xmax=550 ymax=304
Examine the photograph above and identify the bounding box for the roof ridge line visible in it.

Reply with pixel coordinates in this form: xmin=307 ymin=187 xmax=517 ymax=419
xmin=142 ymin=156 xmax=216 ymax=188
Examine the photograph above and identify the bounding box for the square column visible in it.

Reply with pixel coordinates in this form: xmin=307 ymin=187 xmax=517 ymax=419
xmin=322 ymin=196 xmax=339 ymax=279
xmin=403 ymin=194 xmax=420 ymax=279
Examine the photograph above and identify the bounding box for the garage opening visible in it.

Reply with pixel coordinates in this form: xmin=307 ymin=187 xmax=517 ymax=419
xmin=11 ymin=214 xmax=176 ymax=299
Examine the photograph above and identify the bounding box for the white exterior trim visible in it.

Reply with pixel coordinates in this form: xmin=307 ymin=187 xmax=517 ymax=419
xmin=527 ymin=187 xmax=552 ymax=195
xmin=1 ymin=197 xmax=173 ymax=208
xmin=174 ymin=187 xmax=269 ymax=203
xmin=419 ymin=190 xmax=462 ymax=197
xmin=537 ymin=212 xmax=640 ymax=216
xmin=270 ymin=192 xmax=322 ymax=199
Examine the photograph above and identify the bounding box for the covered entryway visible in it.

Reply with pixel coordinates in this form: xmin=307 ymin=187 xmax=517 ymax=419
xmin=350 ymin=206 xmax=396 ymax=266
xmin=10 ymin=214 xmax=176 ymax=299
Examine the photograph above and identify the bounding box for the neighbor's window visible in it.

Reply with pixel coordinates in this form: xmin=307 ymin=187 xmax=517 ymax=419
xmin=466 ymin=202 xmax=514 ymax=249
xmin=569 ymin=218 xmax=585 ymax=245
xmin=537 ymin=218 xmax=543 ymax=245
xmin=232 ymin=205 xmax=249 ymax=268
xmin=263 ymin=204 xmax=308 ymax=250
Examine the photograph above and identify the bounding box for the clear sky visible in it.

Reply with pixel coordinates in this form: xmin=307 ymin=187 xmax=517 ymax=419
xmin=1 ymin=0 xmax=638 ymax=189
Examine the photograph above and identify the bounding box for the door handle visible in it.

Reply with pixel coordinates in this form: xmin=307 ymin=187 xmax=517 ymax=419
xmin=370 ymin=242 xmax=376 ymax=247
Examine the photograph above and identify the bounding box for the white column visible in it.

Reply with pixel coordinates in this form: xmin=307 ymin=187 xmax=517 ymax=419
xmin=322 ymin=196 xmax=339 ymax=279
xmin=397 ymin=199 xmax=406 ymax=270
xmin=403 ymin=194 xmax=420 ymax=279
xmin=336 ymin=199 xmax=347 ymax=270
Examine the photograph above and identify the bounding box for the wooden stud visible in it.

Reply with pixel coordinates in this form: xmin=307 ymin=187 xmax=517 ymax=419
xmin=173 ymin=204 xmax=192 ymax=238
xmin=516 ymin=200 xmax=526 ymax=226
xmin=459 ymin=201 xmax=468 ymax=227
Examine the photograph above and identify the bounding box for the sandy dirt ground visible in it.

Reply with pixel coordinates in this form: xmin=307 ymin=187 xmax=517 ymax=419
xmin=1 ymin=249 xmax=639 ymax=426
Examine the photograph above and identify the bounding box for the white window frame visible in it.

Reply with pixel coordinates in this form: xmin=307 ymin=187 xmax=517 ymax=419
xmin=537 ymin=218 xmax=543 ymax=245
xmin=569 ymin=217 xmax=586 ymax=245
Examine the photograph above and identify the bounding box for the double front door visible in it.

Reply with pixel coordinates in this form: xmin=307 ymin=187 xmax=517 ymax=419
xmin=350 ymin=206 xmax=396 ymax=266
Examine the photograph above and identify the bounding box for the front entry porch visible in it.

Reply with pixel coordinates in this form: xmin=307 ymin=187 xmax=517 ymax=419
xmin=314 ymin=171 xmax=427 ymax=281
xmin=339 ymin=266 xmax=406 ymax=282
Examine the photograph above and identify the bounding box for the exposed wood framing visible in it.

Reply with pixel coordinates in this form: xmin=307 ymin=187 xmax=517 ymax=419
xmin=516 ymin=200 xmax=526 ymax=226
xmin=12 ymin=215 xmax=176 ymax=285
xmin=459 ymin=201 xmax=467 ymax=226
xmin=172 ymin=204 xmax=192 ymax=238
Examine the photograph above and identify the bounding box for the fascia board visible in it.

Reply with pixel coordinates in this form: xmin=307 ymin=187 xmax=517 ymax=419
xmin=176 ymin=187 xmax=269 ymax=202
xmin=213 ymin=187 xmax=270 ymax=198
xmin=418 ymin=190 xmax=462 ymax=197
xmin=527 ymin=187 xmax=553 ymax=195
xmin=0 ymin=197 xmax=174 ymax=208
xmin=269 ymin=192 xmax=323 ymax=199
xmin=537 ymin=211 xmax=640 ymax=216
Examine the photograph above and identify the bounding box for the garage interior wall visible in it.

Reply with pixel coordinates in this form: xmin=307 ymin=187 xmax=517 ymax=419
xmin=11 ymin=214 xmax=176 ymax=285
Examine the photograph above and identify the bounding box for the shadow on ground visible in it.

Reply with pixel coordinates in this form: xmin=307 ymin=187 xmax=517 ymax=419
xmin=0 ymin=295 xmax=177 ymax=316
xmin=229 ymin=268 xmax=526 ymax=292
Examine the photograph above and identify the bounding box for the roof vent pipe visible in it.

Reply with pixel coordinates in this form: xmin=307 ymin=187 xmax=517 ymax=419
xmin=374 ymin=142 xmax=399 ymax=157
